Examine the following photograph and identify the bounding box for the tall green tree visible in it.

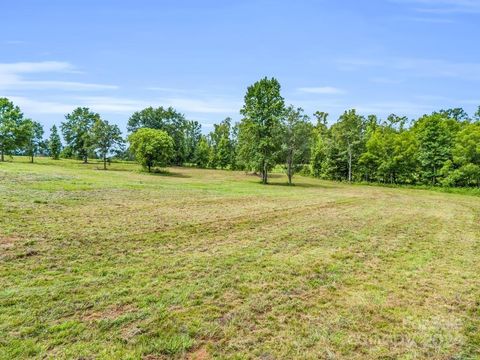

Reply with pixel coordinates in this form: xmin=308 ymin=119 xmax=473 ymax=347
xmin=127 ymin=106 xmax=188 ymax=165
xmin=0 ymin=98 xmax=24 ymax=161
xmin=442 ymin=123 xmax=480 ymax=187
xmin=209 ymin=117 xmax=233 ymax=169
xmin=359 ymin=116 xmax=417 ymax=184
xmin=91 ymin=119 xmax=124 ymax=170
xmin=281 ymin=106 xmax=312 ymax=185
xmin=474 ymin=106 xmax=480 ymax=122
xmin=128 ymin=128 xmax=174 ymax=172
xmin=414 ymin=113 xmax=453 ymax=185
xmin=329 ymin=109 xmax=366 ymax=181
xmin=310 ymin=112 xmax=329 ymax=178
xmin=193 ymin=135 xmax=210 ymax=168
xmin=238 ymin=77 xmax=285 ymax=184
xmin=438 ymin=108 xmax=469 ymax=122
xmin=49 ymin=125 xmax=62 ymax=160
xmin=184 ymin=120 xmax=202 ymax=164
xmin=61 ymin=107 xmax=99 ymax=163
xmin=24 ymin=120 xmax=44 ymax=163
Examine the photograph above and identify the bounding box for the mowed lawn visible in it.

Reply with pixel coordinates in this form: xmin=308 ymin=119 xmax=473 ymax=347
xmin=1 ymin=158 xmax=479 ymax=360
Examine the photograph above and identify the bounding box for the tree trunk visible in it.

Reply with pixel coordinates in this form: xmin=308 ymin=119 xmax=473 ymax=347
xmin=103 ymin=155 xmax=107 ymax=170
xmin=1 ymin=148 xmax=4 ymax=162
xmin=148 ymin=164 xmax=151 ymax=172
xmin=262 ymin=160 xmax=268 ymax=184
xmin=31 ymin=153 xmax=34 ymax=163
xmin=287 ymin=155 xmax=292 ymax=185
xmin=348 ymin=147 xmax=352 ymax=182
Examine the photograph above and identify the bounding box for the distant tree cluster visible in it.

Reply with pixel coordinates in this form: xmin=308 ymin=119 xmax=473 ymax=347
xmin=0 ymin=98 xmax=45 ymax=163
xmin=0 ymin=98 xmax=124 ymax=168
xmin=60 ymin=107 xmax=124 ymax=169
xmin=1 ymin=77 xmax=479 ymax=187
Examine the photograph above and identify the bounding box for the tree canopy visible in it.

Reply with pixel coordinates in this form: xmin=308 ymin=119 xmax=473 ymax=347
xmin=128 ymin=128 xmax=174 ymax=172
xmin=238 ymin=77 xmax=285 ymax=184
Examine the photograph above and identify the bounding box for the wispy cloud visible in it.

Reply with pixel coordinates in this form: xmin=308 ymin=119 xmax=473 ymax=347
xmin=369 ymin=77 xmax=404 ymax=84
xmin=0 ymin=61 xmax=75 ymax=73
xmin=0 ymin=61 xmax=117 ymax=91
xmin=404 ymin=16 xmax=455 ymax=23
xmin=391 ymin=0 xmax=480 ymax=14
xmin=162 ymin=97 xmax=240 ymax=114
xmin=6 ymin=94 xmax=241 ymax=117
xmin=297 ymin=86 xmax=345 ymax=95
xmin=146 ymin=87 xmax=190 ymax=93
xmin=8 ymin=96 xmax=75 ymax=115
xmin=77 ymin=96 xmax=148 ymax=113
xmin=459 ymin=99 xmax=480 ymax=105
xmin=5 ymin=40 xmax=27 ymax=45
xmin=339 ymin=57 xmax=480 ymax=80
xmin=351 ymin=101 xmax=434 ymax=116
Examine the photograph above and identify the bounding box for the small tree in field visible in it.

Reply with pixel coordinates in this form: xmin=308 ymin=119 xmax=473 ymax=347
xmin=281 ymin=106 xmax=312 ymax=185
xmin=0 ymin=98 xmax=24 ymax=161
xmin=194 ymin=135 xmax=210 ymax=168
xmin=24 ymin=120 xmax=44 ymax=163
xmin=49 ymin=125 xmax=62 ymax=159
xmin=128 ymin=128 xmax=174 ymax=172
xmin=91 ymin=119 xmax=124 ymax=170
xmin=61 ymin=107 xmax=99 ymax=163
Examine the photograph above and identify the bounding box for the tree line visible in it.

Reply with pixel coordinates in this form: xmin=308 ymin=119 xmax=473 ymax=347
xmin=1 ymin=77 xmax=479 ymax=187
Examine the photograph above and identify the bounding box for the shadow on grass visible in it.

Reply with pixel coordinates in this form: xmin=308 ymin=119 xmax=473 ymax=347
xmin=263 ymin=181 xmax=337 ymax=189
xmin=145 ymin=169 xmax=192 ymax=178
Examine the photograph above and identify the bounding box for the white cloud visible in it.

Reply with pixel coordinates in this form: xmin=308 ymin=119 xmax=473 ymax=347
xmin=391 ymin=0 xmax=480 ymax=14
xmin=0 ymin=61 xmax=117 ymax=91
xmin=146 ymin=87 xmax=190 ymax=93
xmin=351 ymin=101 xmax=435 ymax=116
xmin=1 ymin=80 xmax=117 ymax=91
xmin=77 ymin=96 xmax=148 ymax=113
xmin=0 ymin=61 xmax=74 ymax=73
xmin=6 ymin=94 xmax=241 ymax=117
xmin=8 ymin=96 xmax=75 ymax=115
xmin=161 ymin=97 xmax=240 ymax=113
xmin=6 ymin=96 xmax=144 ymax=115
xmin=297 ymin=86 xmax=345 ymax=95
xmin=369 ymin=77 xmax=404 ymax=84
xmin=5 ymin=40 xmax=27 ymax=45
xmin=405 ymin=16 xmax=455 ymax=23
xmin=459 ymin=99 xmax=480 ymax=105
xmin=339 ymin=57 xmax=480 ymax=80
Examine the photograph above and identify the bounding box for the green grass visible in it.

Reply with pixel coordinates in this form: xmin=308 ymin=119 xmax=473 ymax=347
xmin=1 ymin=157 xmax=479 ymax=359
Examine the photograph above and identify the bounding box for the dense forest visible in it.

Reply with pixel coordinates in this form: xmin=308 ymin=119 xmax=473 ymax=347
xmin=1 ymin=77 xmax=479 ymax=187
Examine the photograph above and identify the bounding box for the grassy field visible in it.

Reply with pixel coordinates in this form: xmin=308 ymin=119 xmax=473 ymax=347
xmin=1 ymin=157 xmax=479 ymax=359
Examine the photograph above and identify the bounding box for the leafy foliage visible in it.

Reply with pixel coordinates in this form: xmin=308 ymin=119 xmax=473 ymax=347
xmin=209 ymin=117 xmax=234 ymax=169
xmin=0 ymin=97 xmax=26 ymax=161
xmin=128 ymin=128 xmax=174 ymax=172
xmin=91 ymin=119 xmax=124 ymax=169
xmin=23 ymin=120 xmax=44 ymax=163
xmin=128 ymin=106 xmax=188 ymax=165
xmin=49 ymin=125 xmax=62 ymax=160
xmin=281 ymin=106 xmax=312 ymax=184
xmin=237 ymin=77 xmax=285 ymax=184
xmin=193 ymin=135 xmax=210 ymax=168
xmin=61 ymin=107 xmax=100 ymax=163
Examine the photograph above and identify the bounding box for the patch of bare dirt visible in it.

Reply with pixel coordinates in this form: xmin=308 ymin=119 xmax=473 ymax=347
xmin=187 ymin=346 xmax=210 ymax=360
xmin=0 ymin=235 xmax=19 ymax=250
xmin=83 ymin=304 xmax=135 ymax=322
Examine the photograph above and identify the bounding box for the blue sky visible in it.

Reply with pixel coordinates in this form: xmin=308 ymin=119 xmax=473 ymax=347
xmin=1 ymin=0 xmax=480 ymax=134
